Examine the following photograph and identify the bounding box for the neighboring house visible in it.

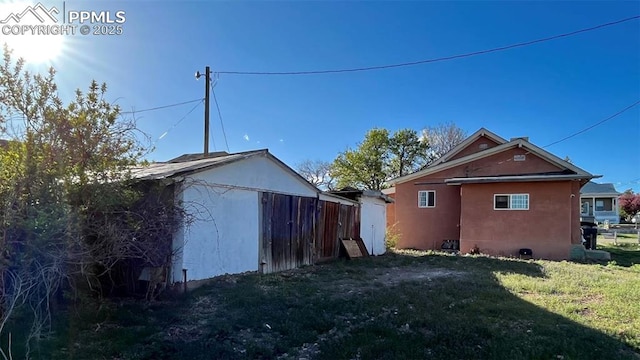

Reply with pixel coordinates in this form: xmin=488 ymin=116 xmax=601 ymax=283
xmin=328 ymin=187 xmax=394 ymax=256
xmin=130 ymin=149 xmax=364 ymax=284
xmin=385 ymin=128 xmax=597 ymax=260
xmin=579 ymin=181 xmax=621 ymax=224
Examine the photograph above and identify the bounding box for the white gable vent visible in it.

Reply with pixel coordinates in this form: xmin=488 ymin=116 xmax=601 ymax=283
xmin=479 ymin=143 xmax=488 ymax=149
xmin=514 ymin=154 xmax=526 ymax=161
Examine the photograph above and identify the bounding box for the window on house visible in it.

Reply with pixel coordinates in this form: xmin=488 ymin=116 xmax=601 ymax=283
xmin=595 ymin=198 xmax=613 ymax=211
xmin=494 ymin=194 xmax=529 ymax=210
xmin=418 ymin=190 xmax=435 ymax=208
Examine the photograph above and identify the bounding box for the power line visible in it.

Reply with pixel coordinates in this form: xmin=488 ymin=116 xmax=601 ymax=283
xmin=543 ymin=99 xmax=640 ymax=148
xmin=211 ymin=86 xmax=230 ymax=152
xmin=218 ymin=15 xmax=639 ymax=76
xmin=156 ymin=100 xmax=204 ymax=143
xmin=121 ymin=98 xmax=204 ymax=115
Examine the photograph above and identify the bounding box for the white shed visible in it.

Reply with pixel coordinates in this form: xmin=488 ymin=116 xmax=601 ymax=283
xmin=327 ymin=188 xmax=394 ymax=256
xmin=131 ymin=150 xmax=319 ymax=283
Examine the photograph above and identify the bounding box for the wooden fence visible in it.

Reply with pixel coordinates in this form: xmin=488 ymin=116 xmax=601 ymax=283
xmin=260 ymin=192 xmax=360 ymax=273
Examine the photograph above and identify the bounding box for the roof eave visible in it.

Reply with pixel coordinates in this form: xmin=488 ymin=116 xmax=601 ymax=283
xmin=445 ymin=174 xmax=595 ymax=185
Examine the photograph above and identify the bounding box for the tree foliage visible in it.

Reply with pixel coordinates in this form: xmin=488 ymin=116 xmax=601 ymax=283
xmin=0 ymin=45 xmax=187 ymax=357
xmin=389 ymin=128 xmax=429 ymax=178
xmin=619 ymin=189 xmax=640 ymax=221
xmin=332 ymin=128 xmax=429 ymax=190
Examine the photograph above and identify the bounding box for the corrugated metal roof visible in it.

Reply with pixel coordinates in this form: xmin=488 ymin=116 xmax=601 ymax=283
xmin=580 ymin=181 xmax=621 ymax=195
xmin=130 ymin=150 xmax=265 ymax=181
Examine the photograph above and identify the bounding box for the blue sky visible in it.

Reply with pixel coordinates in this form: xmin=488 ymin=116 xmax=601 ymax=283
xmin=2 ymin=0 xmax=639 ymax=191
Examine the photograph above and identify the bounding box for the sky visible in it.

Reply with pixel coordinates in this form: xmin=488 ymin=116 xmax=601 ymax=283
xmin=1 ymin=0 xmax=639 ymax=192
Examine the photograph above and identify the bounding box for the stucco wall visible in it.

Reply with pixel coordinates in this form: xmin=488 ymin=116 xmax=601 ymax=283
xmin=395 ymin=182 xmax=461 ymax=250
xmin=393 ymin=146 xmax=576 ymax=254
xmin=386 ymin=194 xmax=396 ymax=228
xmin=436 ymin=147 xmax=563 ymax=179
xmin=571 ymin=181 xmax=582 ymax=245
xmin=195 ymin=155 xmax=318 ymax=198
xmin=459 ymin=181 xmax=576 ymax=260
xmin=179 ymin=184 xmax=259 ymax=281
xmin=171 ymin=155 xmax=318 ymax=282
xmin=360 ymin=196 xmax=387 ymax=255
xmin=448 ymin=136 xmax=501 ymax=161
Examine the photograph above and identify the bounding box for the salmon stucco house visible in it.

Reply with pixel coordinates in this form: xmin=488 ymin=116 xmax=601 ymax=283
xmin=385 ymin=128 xmax=597 ymax=260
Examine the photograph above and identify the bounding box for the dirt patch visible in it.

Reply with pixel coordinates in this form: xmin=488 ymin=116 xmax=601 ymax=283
xmin=372 ymin=267 xmax=465 ymax=286
xmin=324 ymin=265 xmax=466 ymax=298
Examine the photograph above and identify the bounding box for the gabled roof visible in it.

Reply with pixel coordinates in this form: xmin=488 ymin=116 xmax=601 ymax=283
xmin=168 ymin=151 xmax=231 ymax=163
xmin=130 ymin=150 xmax=265 ymax=180
xmin=130 ymin=149 xmax=320 ymax=194
xmin=429 ymin=128 xmax=507 ymax=167
xmin=580 ymin=181 xmax=621 ymax=196
xmin=390 ymin=133 xmax=595 ymax=185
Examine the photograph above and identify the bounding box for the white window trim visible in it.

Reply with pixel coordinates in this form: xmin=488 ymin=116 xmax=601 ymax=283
xmin=494 ymin=193 xmax=529 ymax=211
xmin=418 ymin=190 xmax=436 ymax=208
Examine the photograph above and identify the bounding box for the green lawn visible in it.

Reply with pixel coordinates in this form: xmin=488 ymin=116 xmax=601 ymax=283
xmin=7 ymin=246 xmax=640 ymax=360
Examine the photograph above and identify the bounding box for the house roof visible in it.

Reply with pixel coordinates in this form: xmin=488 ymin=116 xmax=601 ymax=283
xmin=580 ymin=181 xmax=621 ymax=196
xmin=445 ymin=174 xmax=596 ymax=185
xmin=389 ymin=129 xmax=596 ymax=186
xmin=130 ymin=149 xmax=320 ymax=194
xmin=429 ymin=128 xmax=507 ymax=167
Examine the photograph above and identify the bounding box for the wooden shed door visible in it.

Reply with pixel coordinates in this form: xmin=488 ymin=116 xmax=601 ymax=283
xmin=260 ymin=192 xmax=316 ymax=273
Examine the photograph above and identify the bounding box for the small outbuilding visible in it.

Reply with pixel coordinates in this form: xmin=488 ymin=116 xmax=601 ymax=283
xmin=328 ymin=187 xmax=394 ymax=256
xmin=130 ymin=150 xmax=362 ymax=285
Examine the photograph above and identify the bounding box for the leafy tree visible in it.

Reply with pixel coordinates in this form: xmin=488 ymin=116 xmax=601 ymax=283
xmin=333 ymin=128 xmax=390 ymax=190
xmin=332 ymin=128 xmax=430 ymax=190
xmin=296 ymin=159 xmax=336 ymax=190
xmin=619 ymin=189 xmax=640 ymax=222
xmin=421 ymin=122 xmax=467 ymax=164
xmin=389 ymin=128 xmax=429 ymax=178
xmin=0 ymin=45 xmax=187 ymax=357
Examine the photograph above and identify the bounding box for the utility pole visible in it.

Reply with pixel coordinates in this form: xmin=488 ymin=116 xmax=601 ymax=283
xmin=204 ymin=66 xmax=211 ymax=155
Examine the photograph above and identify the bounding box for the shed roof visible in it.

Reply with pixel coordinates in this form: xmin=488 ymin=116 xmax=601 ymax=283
xmin=328 ymin=187 xmax=394 ymax=203
xmin=130 ymin=150 xmax=320 ymax=194
xmin=130 ymin=150 xmax=264 ymax=180
xmin=580 ymin=181 xmax=621 ymax=196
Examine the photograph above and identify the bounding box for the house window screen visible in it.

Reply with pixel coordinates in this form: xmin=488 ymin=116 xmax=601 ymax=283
xmin=494 ymin=195 xmax=509 ymax=209
xmin=494 ymin=194 xmax=529 ymax=210
xmin=418 ymin=190 xmax=435 ymax=208
xmin=595 ymin=198 xmax=612 ymax=211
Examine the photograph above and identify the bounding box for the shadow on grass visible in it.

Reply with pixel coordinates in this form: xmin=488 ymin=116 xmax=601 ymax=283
xmin=7 ymin=252 xmax=640 ymax=360
xmin=598 ymin=242 xmax=640 ymax=267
